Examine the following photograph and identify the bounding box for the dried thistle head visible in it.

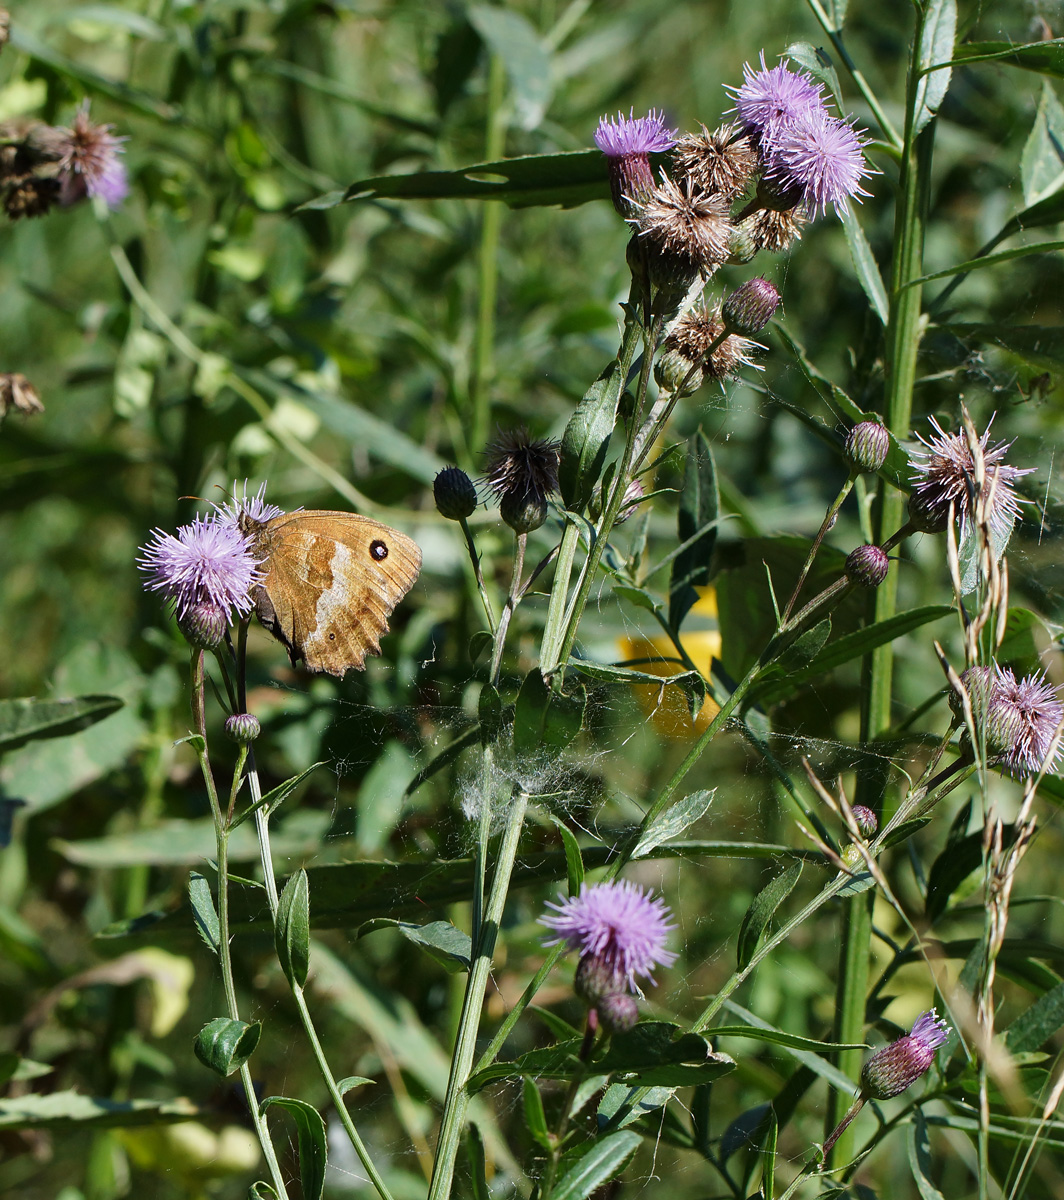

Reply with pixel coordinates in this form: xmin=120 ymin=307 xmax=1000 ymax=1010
xmin=0 ymin=372 xmax=43 ymax=418
xmin=4 ymin=175 xmax=59 ymax=220
xmin=631 ymin=175 xmax=732 ymax=274
xmin=672 ymin=122 xmax=758 ymax=201
xmin=744 ymin=205 xmax=807 ymax=253
xmin=484 ymin=428 xmax=560 ymax=508
xmin=655 ymin=303 xmax=764 ymax=395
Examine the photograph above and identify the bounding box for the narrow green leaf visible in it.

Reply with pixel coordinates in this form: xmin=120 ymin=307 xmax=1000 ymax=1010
xmin=336 ymin=1076 xmax=375 ymax=1095
xmin=188 ymin=871 xmax=220 ymax=956
xmin=597 ymin=1082 xmax=675 ymax=1131
xmin=249 ymin=1184 xmax=278 ymax=1200
xmin=907 ymin=1109 xmax=945 ymax=1200
xmin=465 ymin=1125 xmax=491 ymax=1200
xmin=260 ymin=1096 xmax=327 ymax=1200
xmin=907 ymin=240 xmax=1064 ymax=287
xmin=669 ymin=431 xmax=718 ymax=630
xmin=394 ymin=919 xmax=472 ymax=972
xmin=839 ymin=200 xmax=889 ymax=324
xmin=708 ymin=1026 xmax=865 ymax=1053
xmin=737 ymin=862 xmax=802 ymax=970
xmin=550 ymin=817 xmax=585 ymax=895
xmin=468 ymin=6 xmax=552 ymax=130
xmin=552 ymin=1131 xmax=641 ymax=1200
xmin=523 ymin=1077 xmax=551 ymax=1148
xmin=632 ymin=789 xmax=716 ymax=859
xmin=762 ymin=1108 xmax=779 ymax=1200
xmin=776 ymin=618 xmax=832 ymax=672
xmin=1022 ymin=83 xmax=1064 ymax=205
xmin=784 ymin=42 xmax=845 ymax=112
xmin=0 ymin=1091 xmax=199 ymax=1130
xmin=951 ymin=39 xmax=1064 ymax=79
xmin=275 ymin=869 xmax=311 ymax=988
xmin=194 ymin=1018 xmax=261 ymax=1078
xmin=941 ymin=322 xmax=1064 ymax=372
xmin=559 ymin=360 xmax=624 ymax=512
xmin=0 ymin=695 xmax=123 ymax=752
xmin=913 ymin=0 xmax=957 ymax=135
xmin=318 ymin=150 xmax=608 ymax=212
xmin=613 ymin=583 xmax=658 ymax=613
xmin=1005 ymin=981 xmax=1064 ymax=1054
xmin=258 ymin=761 xmax=328 ymax=821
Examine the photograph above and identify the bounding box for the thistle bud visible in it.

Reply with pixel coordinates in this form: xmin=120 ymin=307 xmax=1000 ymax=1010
xmin=177 ymin=600 xmax=229 ymax=651
xmin=851 ymin=805 xmax=877 ymax=838
xmin=726 ymin=220 xmax=759 ymax=265
xmin=845 ymin=544 xmax=889 ymax=588
xmin=597 ymin=992 xmax=639 ymax=1035
xmin=861 ymin=1011 xmax=949 ymax=1100
xmin=433 ymin=466 xmax=477 ymax=521
xmin=574 ymin=954 xmax=625 ymax=1007
xmin=225 ymin=713 xmax=261 ymax=744
xmin=755 ymin=174 xmax=805 ymax=214
xmin=845 ymin=422 xmax=889 ymax=474
xmin=500 ymin=490 xmax=547 ymax=534
xmin=721 ymin=277 xmax=781 ymax=337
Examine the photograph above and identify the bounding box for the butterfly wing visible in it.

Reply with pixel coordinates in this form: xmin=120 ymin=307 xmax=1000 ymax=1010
xmin=254 ymin=512 xmax=421 ymax=676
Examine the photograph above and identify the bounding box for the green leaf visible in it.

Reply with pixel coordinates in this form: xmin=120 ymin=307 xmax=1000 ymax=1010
xmin=260 ymin=1096 xmax=327 ymax=1200
xmin=468 ymin=6 xmax=552 ymax=130
xmin=1005 ymin=980 xmax=1064 ymax=1053
xmin=336 ymin=1076 xmax=375 ymax=1095
xmin=951 ymin=39 xmax=1064 ymax=79
xmin=187 ymin=872 xmax=220 ymax=956
xmin=669 ymin=431 xmax=718 ymax=630
xmin=1023 ymin=83 xmax=1064 ymax=205
xmin=613 ymin=583 xmax=658 ymax=613
xmin=0 ymin=1091 xmax=199 ymax=1130
xmin=356 ymin=741 xmax=417 ymax=854
xmin=523 ymin=1077 xmax=551 ymax=1148
xmin=369 ymin=918 xmax=472 ymax=973
xmin=194 ymin=1018 xmax=261 ymax=1078
xmin=913 ymin=0 xmax=957 ymax=135
xmin=550 ymin=816 xmax=585 ymax=894
xmin=708 ymin=1025 xmax=865 ymax=1054
xmin=513 ymin=669 xmax=586 ymax=756
xmin=762 ymin=1108 xmax=779 ymax=1200
xmin=559 ymin=360 xmax=624 ymax=512
xmin=839 ymin=200 xmax=889 ymax=324
xmin=0 ymin=695 xmax=123 ymax=752
xmin=784 ymin=43 xmax=845 ymax=112
xmin=597 ymin=1082 xmax=675 ymax=1131
xmin=248 ymin=1185 xmax=278 ymax=1200
xmin=632 ymin=789 xmax=716 ymax=859
xmin=998 ymin=608 xmax=1050 ymax=678
xmin=775 ymin=618 xmax=832 ymax=672
xmin=552 ymin=1131 xmax=641 ymax=1200
xmin=465 ymin=1125 xmax=491 ymax=1200
xmin=907 ymin=1109 xmax=945 ymax=1200
xmin=478 ymin=683 xmax=503 ymax=746
xmin=908 ymin=240 xmax=1064 ymax=287
xmin=737 ymin=862 xmax=802 ymax=970
xmin=275 ymin=869 xmax=311 ymax=988
xmin=313 ymin=150 xmax=608 ymax=212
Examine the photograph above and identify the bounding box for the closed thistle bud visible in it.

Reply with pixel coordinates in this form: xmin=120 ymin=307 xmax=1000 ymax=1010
xmin=721 ymin=277 xmax=781 ymax=337
xmin=500 ymin=490 xmax=547 ymax=534
xmin=597 ymin=992 xmax=639 ymax=1035
xmin=177 ymin=600 xmax=229 ymax=651
xmin=433 ymin=466 xmax=477 ymax=521
xmin=726 ymin=220 xmax=759 ymax=265
xmin=861 ymin=1011 xmax=949 ymax=1100
xmin=851 ymin=805 xmax=877 ymax=838
xmin=845 ymin=421 xmax=889 ymax=474
xmin=845 ymin=544 xmax=889 ymax=588
xmin=225 ymin=712 xmax=261 ymax=744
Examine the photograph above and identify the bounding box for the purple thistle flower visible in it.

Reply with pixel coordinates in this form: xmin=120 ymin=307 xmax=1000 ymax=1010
xmin=765 ymin=108 xmax=873 ymax=217
xmin=41 ymin=103 xmax=128 ymax=209
xmin=861 ymin=1010 xmax=949 ymax=1100
xmin=213 ymin=480 xmax=286 ymax=529
xmin=728 ymin=54 xmax=826 ymax=145
xmin=594 ymin=109 xmax=677 ymax=216
xmin=594 ymin=109 xmax=677 ymax=159
xmin=987 ymin=667 xmax=1064 ymax=777
xmin=138 ymin=516 xmax=261 ymax=622
xmin=909 ymin=416 xmax=1033 ymax=546
xmin=541 ymin=879 xmax=677 ymax=991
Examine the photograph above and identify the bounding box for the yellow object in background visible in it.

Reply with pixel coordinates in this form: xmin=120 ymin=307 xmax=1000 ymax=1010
xmin=619 ymin=588 xmax=722 ymax=738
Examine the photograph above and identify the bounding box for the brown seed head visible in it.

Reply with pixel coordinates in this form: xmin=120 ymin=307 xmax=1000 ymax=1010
xmin=747 ymin=205 xmax=807 ymax=254
xmin=0 ymin=372 xmax=42 ymax=417
xmin=632 ymin=175 xmax=732 ymax=273
xmin=4 ymin=175 xmax=59 ymax=220
xmin=655 ymin=303 xmax=764 ymax=394
xmin=672 ymin=122 xmax=758 ymax=201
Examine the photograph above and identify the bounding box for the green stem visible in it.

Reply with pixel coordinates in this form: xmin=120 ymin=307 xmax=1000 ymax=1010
xmin=191 ymin=651 xmax=288 ymax=1199
xmin=829 ymin=12 xmax=936 ymax=1163
xmin=780 ymin=477 xmax=855 ymax=623
xmin=428 ymin=789 xmax=530 ymax=1200
xmin=470 ymin=54 xmax=506 ymax=455
xmin=459 ymin=516 xmax=497 ymax=629
xmin=489 ymin=534 xmax=526 ymax=687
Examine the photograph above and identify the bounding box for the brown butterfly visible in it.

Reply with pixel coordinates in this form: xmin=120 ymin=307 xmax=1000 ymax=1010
xmin=238 ymin=508 xmax=421 ymax=677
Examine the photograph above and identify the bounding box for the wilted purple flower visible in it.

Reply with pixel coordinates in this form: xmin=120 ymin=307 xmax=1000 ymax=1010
xmin=41 ymin=104 xmax=128 ymax=209
xmin=594 ymin=109 xmax=677 ymax=215
xmin=541 ymin=879 xmax=677 ymax=990
xmin=764 ymin=108 xmax=873 ymax=217
xmin=861 ymin=1010 xmax=949 ymax=1100
xmin=138 ymin=516 xmax=261 ymax=622
xmin=909 ymin=416 xmax=1033 ymax=545
xmin=729 ymin=54 xmax=825 ymax=145
xmin=987 ymin=667 xmax=1064 ymax=777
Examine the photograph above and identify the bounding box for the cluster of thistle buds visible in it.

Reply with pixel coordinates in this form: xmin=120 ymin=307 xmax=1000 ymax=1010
xmin=0 ymin=103 xmax=127 ymax=221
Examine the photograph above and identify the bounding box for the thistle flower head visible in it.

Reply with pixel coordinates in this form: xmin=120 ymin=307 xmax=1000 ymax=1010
xmin=655 ymin=303 xmax=764 ymax=394
xmin=845 ymin=421 xmax=890 ymax=474
xmin=861 ymin=1010 xmax=949 ymax=1100
xmin=38 ymin=103 xmax=128 ymax=209
xmin=986 ymin=666 xmax=1064 ymax=777
xmin=729 ymin=54 xmax=826 ymax=143
xmin=908 ymin=416 xmax=1033 ymax=545
xmin=595 ymin=109 xmax=676 ymax=215
xmin=632 ymin=174 xmax=732 ymax=273
xmin=213 ymin=480 xmax=285 ymax=530
xmin=484 ymin=429 xmax=560 ymax=507
xmin=845 ymin=543 xmax=889 ymax=588
xmin=138 ymin=516 xmax=261 ymax=623
xmin=764 ymin=108 xmax=873 ymax=217
xmin=851 ymin=805 xmax=878 ymax=838
xmin=745 ymin=205 xmax=807 ymax=254
xmin=541 ymin=879 xmax=677 ymax=990
xmin=672 ymin=122 xmax=758 ymax=201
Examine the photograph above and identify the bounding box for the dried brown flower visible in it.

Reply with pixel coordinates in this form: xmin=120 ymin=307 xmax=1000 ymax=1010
xmin=746 ymin=205 xmax=806 ymax=253
xmin=655 ymin=303 xmax=764 ymax=394
xmin=632 ymin=175 xmax=731 ymax=273
xmin=0 ymin=372 xmax=43 ymax=418
xmin=672 ymin=123 xmax=758 ymax=201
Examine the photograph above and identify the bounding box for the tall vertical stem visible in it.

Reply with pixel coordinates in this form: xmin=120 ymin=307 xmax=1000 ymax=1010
xmin=829 ymin=11 xmax=936 ymax=1165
